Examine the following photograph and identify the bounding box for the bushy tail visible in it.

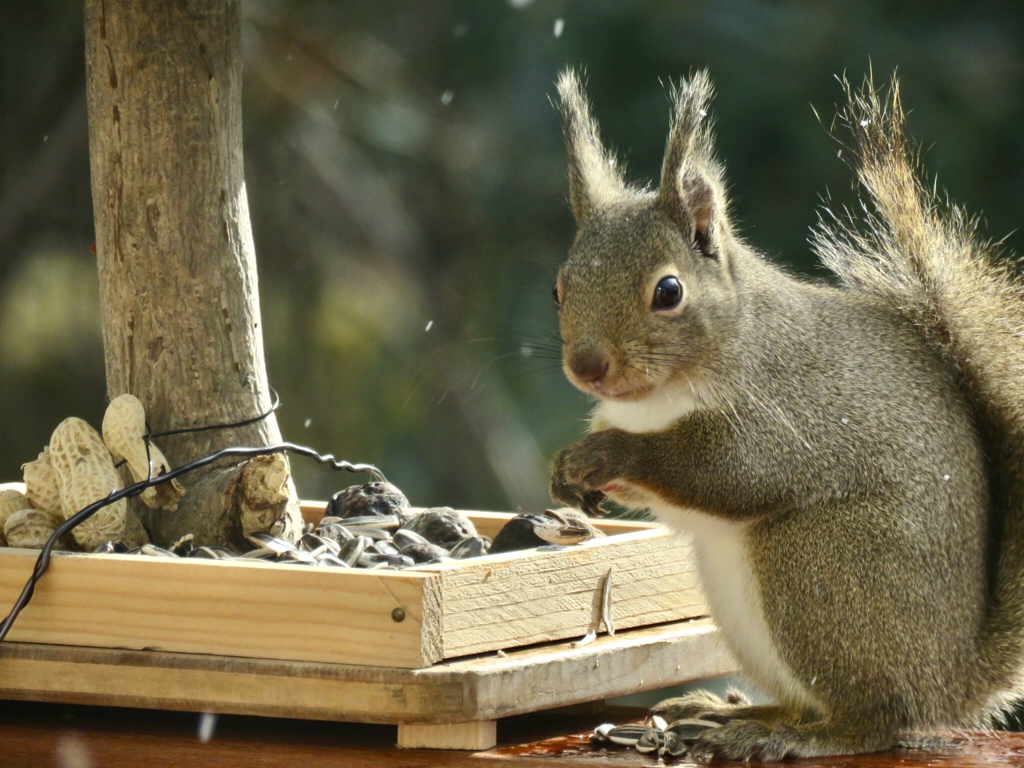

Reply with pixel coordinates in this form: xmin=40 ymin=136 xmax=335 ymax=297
xmin=813 ymin=75 xmax=1024 ymax=704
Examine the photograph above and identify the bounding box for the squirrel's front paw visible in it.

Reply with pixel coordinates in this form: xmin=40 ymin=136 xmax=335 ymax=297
xmin=549 ymin=431 xmax=625 ymax=516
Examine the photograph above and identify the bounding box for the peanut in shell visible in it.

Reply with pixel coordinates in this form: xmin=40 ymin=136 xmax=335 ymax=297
xmin=49 ymin=416 xmax=126 ymax=550
xmin=0 ymin=488 xmax=34 ymax=546
xmin=21 ymin=447 xmax=62 ymax=515
xmin=102 ymin=394 xmax=184 ymax=510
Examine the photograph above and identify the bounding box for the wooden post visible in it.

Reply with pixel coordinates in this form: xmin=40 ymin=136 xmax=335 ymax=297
xmin=83 ymin=0 xmax=301 ymax=546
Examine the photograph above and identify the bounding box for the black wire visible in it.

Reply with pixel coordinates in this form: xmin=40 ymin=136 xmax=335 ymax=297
xmin=112 ymin=388 xmax=281 ymax=472
xmin=0 ymin=440 xmax=384 ymax=643
xmin=146 ymin=387 xmax=282 ymax=440
xmin=131 ymin=386 xmax=285 ymax=484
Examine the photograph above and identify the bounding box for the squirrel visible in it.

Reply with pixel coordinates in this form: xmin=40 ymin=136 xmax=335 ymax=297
xmin=549 ymin=69 xmax=1024 ymax=761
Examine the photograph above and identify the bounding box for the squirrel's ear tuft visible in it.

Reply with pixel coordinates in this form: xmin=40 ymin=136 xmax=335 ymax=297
xmin=658 ymin=71 xmax=725 ymax=259
xmin=554 ymin=69 xmax=628 ymax=224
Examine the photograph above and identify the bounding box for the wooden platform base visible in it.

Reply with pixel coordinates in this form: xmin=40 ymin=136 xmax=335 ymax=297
xmin=0 ymin=617 xmax=735 ymax=749
xmin=4 ymin=698 xmax=1024 ymax=767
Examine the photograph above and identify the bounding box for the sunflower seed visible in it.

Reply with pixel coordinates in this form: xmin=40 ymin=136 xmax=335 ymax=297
xmin=607 ymin=725 xmax=649 ymax=746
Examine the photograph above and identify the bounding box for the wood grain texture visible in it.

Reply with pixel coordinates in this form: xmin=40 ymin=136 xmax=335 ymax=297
xmin=0 ymin=511 xmax=705 ymax=668
xmin=428 ymin=527 xmax=705 ymax=658
xmin=85 ymin=0 xmax=278 ymax=450
xmin=0 ymin=548 xmax=439 ymax=667
xmin=0 ymin=619 xmax=735 ymax=725
xmin=397 ymin=721 xmax=498 ymax=750
xmin=84 ymin=0 xmax=301 ymax=547
xmin=3 ymin=699 xmax=1024 ymax=768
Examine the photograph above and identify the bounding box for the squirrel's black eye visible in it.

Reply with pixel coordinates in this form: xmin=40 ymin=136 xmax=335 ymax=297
xmin=651 ymin=275 xmax=683 ymax=310
xmin=552 ymin=284 xmax=561 ymax=306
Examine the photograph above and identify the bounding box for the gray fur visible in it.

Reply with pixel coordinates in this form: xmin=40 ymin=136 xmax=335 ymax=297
xmin=555 ymin=70 xmax=631 ymax=222
xmin=550 ymin=70 xmax=1024 ymax=759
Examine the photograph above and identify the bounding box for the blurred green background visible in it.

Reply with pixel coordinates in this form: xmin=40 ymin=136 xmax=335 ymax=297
xmin=1 ymin=1 xmax=1023 ymax=512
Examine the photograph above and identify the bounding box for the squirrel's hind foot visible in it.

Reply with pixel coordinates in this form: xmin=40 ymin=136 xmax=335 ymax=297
xmin=690 ymin=718 xmax=895 ymax=761
xmin=650 ymin=690 xmax=892 ymax=760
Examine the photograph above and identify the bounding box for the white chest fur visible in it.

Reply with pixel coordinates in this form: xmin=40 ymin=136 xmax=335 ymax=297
xmin=594 ymin=384 xmax=700 ymax=434
xmin=594 ymin=391 xmax=817 ymax=710
xmin=653 ymin=505 xmax=818 ymax=709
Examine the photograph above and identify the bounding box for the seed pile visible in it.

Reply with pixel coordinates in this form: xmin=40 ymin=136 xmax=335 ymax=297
xmin=591 ymin=717 xmax=721 ymax=760
xmin=91 ymin=482 xmax=604 ymax=569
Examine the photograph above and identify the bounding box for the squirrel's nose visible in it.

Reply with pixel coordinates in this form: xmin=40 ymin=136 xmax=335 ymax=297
xmin=567 ymin=348 xmax=610 ymax=383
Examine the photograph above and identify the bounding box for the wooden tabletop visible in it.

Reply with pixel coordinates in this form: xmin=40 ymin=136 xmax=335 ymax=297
xmin=4 ymin=699 xmax=1024 ymax=767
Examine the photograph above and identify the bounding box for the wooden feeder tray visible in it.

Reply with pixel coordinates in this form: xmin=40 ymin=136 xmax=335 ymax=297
xmin=0 ymin=503 xmax=736 ymax=749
